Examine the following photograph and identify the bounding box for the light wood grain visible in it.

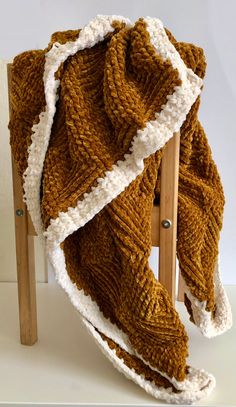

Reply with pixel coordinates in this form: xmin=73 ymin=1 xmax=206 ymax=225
xmin=8 ymin=63 xmax=38 ymax=345
xmin=158 ymin=132 xmax=180 ymax=303
xmin=177 ymin=272 xmax=185 ymax=301
xmin=27 ymin=211 xmax=37 ymax=236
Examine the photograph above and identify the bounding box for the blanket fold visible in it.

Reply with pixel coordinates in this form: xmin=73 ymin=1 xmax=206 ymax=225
xmin=8 ymin=14 xmax=232 ymax=404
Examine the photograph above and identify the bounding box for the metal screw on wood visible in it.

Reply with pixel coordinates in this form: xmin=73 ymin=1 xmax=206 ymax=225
xmin=16 ymin=209 xmax=24 ymax=217
xmin=161 ymin=219 xmax=172 ymax=229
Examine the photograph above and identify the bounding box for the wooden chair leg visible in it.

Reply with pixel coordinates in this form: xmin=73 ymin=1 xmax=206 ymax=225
xmin=159 ymin=132 xmax=180 ymax=303
xmin=8 ymin=63 xmax=38 ymax=345
xmin=11 ymin=154 xmax=38 ymax=345
xmin=177 ymin=272 xmax=185 ymax=302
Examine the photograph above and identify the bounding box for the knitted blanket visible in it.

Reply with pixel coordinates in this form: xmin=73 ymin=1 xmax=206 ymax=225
xmin=9 ymin=15 xmax=232 ymax=404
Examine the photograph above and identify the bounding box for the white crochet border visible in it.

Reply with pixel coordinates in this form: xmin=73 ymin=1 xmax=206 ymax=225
xmin=83 ymin=318 xmax=215 ymax=405
xmin=184 ymin=254 xmax=232 ymax=338
xmin=48 ymin=243 xmax=215 ymax=404
xmin=21 ymin=14 xmax=228 ymax=403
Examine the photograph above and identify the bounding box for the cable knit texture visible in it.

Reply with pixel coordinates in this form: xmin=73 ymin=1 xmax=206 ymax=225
xmin=8 ymin=15 xmax=232 ymax=405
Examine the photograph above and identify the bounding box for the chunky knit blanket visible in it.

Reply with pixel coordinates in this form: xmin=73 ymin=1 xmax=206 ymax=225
xmin=9 ymin=15 xmax=232 ymax=405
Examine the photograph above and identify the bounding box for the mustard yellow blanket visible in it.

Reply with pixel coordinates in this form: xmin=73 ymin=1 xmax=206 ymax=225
xmin=9 ymin=15 xmax=232 ymax=404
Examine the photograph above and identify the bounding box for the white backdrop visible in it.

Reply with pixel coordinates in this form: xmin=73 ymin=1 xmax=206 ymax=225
xmin=0 ymin=0 xmax=235 ymax=284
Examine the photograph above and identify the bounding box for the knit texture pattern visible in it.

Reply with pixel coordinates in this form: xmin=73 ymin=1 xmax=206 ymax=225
xmin=8 ymin=15 xmax=232 ymax=404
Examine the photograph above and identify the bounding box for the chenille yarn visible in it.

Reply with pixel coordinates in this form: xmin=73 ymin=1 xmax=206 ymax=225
xmin=8 ymin=15 xmax=232 ymax=404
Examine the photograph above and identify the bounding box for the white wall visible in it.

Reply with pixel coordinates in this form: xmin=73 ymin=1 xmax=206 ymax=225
xmin=0 ymin=0 xmax=235 ymax=284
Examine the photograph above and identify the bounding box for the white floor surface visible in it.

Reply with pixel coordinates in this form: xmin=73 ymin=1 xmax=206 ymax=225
xmin=0 ymin=282 xmax=235 ymax=406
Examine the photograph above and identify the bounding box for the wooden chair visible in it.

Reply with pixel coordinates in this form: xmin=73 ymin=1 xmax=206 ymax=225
xmin=7 ymin=63 xmax=184 ymax=346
